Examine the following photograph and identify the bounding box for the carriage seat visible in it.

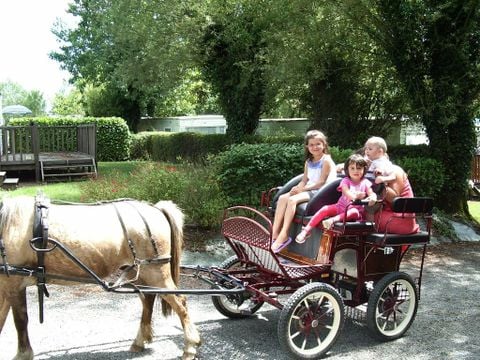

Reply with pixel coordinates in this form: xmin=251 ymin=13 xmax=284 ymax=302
xmin=366 ymin=231 xmax=430 ymax=246
xmin=365 ymin=197 xmax=433 ymax=246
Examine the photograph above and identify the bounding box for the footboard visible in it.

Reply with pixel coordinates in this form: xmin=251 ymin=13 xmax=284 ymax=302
xmin=221 ymin=206 xmax=330 ymax=279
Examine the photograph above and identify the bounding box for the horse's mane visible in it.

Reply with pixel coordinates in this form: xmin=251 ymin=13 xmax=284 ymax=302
xmin=0 ymin=196 xmax=35 ymax=235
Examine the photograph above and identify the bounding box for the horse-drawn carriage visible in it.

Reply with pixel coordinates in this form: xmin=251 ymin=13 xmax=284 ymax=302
xmin=0 ymin=174 xmax=433 ymax=360
xmin=214 ymin=175 xmax=433 ymax=358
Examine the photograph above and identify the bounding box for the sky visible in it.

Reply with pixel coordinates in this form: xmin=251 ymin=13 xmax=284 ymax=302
xmin=0 ymin=0 xmax=75 ymax=108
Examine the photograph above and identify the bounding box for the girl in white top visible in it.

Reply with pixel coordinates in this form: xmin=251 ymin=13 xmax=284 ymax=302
xmin=271 ymin=130 xmax=337 ymax=253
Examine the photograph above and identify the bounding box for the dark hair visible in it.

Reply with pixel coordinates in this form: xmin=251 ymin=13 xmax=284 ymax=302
xmin=344 ymin=154 xmax=368 ymax=179
xmin=304 ymin=129 xmax=329 ymax=161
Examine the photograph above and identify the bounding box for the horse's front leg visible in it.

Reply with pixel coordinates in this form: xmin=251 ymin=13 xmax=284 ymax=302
xmin=161 ymin=294 xmax=201 ymax=360
xmin=10 ymin=288 xmax=33 ymax=360
xmin=130 ymin=293 xmax=155 ymax=352
xmin=0 ymin=290 xmax=11 ymax=332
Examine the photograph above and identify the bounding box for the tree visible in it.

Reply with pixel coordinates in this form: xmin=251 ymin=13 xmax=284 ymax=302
xmin=200 ymin=0 xmax=267 ymax=138
xmin=51 ymin=0 xmax=203 ymax=131
xmin=340 ymin=0 xmax=480 ymax=214
xmin=0 ymin=81 xmax=46 ymax=117
xmin=51 ymin=87 xmax=85 ymax=116
xmin=263 ymin=0 xmax=408 ymax=148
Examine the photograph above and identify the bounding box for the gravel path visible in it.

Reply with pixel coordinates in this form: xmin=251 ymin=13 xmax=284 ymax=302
xmin=1 ymin=241 xmax=479 ymax=360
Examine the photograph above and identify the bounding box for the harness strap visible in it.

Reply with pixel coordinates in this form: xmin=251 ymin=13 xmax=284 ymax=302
xmin=34 ymin=192 xmax=51 ymax=323
xmin=125 ymin=201 xmax=160 ymax=257
xmin=0 ymin=237 xmax=9 ymax=277
xmin=112 ymin=202 xmax=137 ymax=261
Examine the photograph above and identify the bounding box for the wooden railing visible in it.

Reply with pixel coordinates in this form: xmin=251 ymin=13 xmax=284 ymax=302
xmin=0 ymin=124 xmax=96 ymax=163
xmin=472 ymin=155 xmax=480 ymax=183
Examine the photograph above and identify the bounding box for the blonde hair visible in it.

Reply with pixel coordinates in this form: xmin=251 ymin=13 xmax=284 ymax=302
xmin=304 ymin=130 xmax=329 ymax=160
xmin=365 ymin=136 xmax=388 ymax=154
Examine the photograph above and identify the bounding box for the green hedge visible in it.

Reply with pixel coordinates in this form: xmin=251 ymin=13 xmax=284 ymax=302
xmin=211 ymin=143 xmax=355 ymax=206
xmin=211 ymin=142 xmax=442 ymax=206
xmin=130 ymin=132 xmax=232 ymax=163
xmin=11 ymin=116 xmax=130 ymax=161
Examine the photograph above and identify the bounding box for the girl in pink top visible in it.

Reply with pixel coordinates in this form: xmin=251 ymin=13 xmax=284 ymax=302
xmin=296 ymin=154 xmax=377 ymax=243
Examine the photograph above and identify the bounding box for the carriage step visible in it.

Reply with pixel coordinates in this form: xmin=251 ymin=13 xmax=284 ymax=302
xmin=0 ymin=171 xmax=6 ymax=181
xmin=2 ymin=177 xmax=19 ymax=190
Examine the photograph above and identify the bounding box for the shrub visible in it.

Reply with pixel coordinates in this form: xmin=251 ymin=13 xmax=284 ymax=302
xmin=389 ymin=144 xmax=431 ymax=161
xmin=80 ymin=162 xmax=227 ymax=228
xmin=396 ymin=157 xmax=445 ymax=198
xmin=212 ymin=143 xmax=305 ymax=206
xmin=131 ymin=131 xmax=232 ymax=164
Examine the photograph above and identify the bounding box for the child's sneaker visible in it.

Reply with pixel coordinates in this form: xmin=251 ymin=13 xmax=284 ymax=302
xmin=295 ymin=228 xmax=310 ymax=244
xmin=322 ymin=218 xmax=334 ymax=229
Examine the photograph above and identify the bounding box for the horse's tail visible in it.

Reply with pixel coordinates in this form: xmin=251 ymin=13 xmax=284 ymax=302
xmin=154 ymin=200 xmax=184 ymax=316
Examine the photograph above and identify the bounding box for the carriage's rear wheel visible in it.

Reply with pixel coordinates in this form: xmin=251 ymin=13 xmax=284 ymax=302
xmin=211 ymin=256 xmax=264 ymax=319
xmin=366 ymin=271 xmax=418 ymax=341
xmin=278 ymin=282 xmax=344 ymax=359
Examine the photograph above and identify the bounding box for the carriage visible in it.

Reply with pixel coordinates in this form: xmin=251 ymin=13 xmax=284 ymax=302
xmin=0 ymin=174 xmax=433 ymax=360
xmin=211 ymin=175 xmax=433 ymax=359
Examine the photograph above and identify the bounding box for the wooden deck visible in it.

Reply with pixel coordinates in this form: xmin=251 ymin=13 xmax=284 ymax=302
xmin=0 ymin=124 xmax=97 ymax=182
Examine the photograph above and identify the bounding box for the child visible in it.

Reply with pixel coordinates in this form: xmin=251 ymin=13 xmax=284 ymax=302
xmin=364 ymin=136 xmax=395 ymax=184
xmin=364 ymin=136 xmax=402 ymax=200
xmin=271 ymin=130 xmax=337 ymax=253
xmin=295 ymin=154 xmax=377 ymax=243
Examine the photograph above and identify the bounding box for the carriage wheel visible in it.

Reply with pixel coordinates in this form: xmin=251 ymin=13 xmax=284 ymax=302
xmin=278 ymin=282 xmax=344 ymax=359
xmin=366 ymin=271 xmax=419 ymax=341
xmin=211 ymin=256 xmax=264 ymax=319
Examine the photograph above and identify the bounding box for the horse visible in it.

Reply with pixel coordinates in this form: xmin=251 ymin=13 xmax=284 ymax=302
xmin=0 ymin=196 xmax=201 ymax=360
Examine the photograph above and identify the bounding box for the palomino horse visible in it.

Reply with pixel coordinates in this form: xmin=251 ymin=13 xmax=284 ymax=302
xmin=0 ymin=196 xmax=201 ymax=360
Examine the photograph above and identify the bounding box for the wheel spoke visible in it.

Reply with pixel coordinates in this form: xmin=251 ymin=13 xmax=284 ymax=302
xmin=291 ymin=330 xmax=302 ymax=340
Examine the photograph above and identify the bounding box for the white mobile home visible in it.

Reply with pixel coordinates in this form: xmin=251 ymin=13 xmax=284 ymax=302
xmin=138 ymin=115 xmax=226 ymax=134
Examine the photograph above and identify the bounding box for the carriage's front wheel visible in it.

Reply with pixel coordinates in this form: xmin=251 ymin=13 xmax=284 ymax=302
xmin=366 ymin=271 xmax=418 ymax=341
xmin=211 ymin=256 xmax=264 ymax=319
xmin=278 ymin=282 xmax=344 ymax=359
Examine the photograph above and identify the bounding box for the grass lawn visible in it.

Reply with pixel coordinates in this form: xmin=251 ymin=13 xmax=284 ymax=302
xmin=0 ymin=161 xmax=148 ymax=202
xmin=468 ymin=200 xmax=480 ymax=223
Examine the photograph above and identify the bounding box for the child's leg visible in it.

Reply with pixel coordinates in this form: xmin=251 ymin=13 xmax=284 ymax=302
xmin=271 ymin=193 xmax=290 ymax=239
xmin=305 ymin=204 xmax=338 ymax=231
xmin=322 ymin=208 xmax=360 ymax=229
xmin=272 ymin=192 xmax=310 ymax=250
xmin=296 ymin=205 xmax=337 ymax=241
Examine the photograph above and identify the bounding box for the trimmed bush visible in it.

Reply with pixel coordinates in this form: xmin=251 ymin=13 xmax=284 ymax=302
xmin=396 ymin=157 xmax=445 ymax=199
xmin=131 ymin=131 xmax=232 ymax=164
xmin=212 ymin=143 xmax=305 ymax=206
xmin=11 ymin=116 xmax=131 ymax=161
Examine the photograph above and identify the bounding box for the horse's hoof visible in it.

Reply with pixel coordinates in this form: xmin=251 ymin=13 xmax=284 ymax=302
xmin=182 ymin=353 xmax=197 ymax=360
xmin=129 ymin=344 xmax=145 ymax=353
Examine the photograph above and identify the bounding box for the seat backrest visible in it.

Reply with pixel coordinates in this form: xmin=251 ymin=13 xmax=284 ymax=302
xmin=270 ymin=174 xmax=303 ymax=211
xmin=391 ymin=197 xmax=434 ymax=214
xmin=302 ymin=177 xmax=342 ymax=216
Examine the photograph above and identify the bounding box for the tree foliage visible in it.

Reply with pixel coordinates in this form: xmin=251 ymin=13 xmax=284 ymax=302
xmin=200 ymin=0 xmax=267 ymax=138
xmin=339 ymin=0 xmax=480 ymax=213
xmin=51 ymin=0 xmax=202 ymax=130
xmin=51 ymin=87 xmax=85 ymax=116
xmin=0 ymin=81 xmax=46 ymax=117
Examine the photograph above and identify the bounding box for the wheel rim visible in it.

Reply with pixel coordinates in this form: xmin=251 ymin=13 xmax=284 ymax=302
xmin=216 ymin=292 xmax=256 ymax=314
xmin=374 ymin=278 xmax=416 ymax=337
xmin=287 ymin=291 xmax=342 ymax=356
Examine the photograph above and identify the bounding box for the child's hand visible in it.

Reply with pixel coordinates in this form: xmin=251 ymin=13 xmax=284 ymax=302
xmin=375 ymin=176 xmax=386 ymax=184
xmin=355 ymin=191 xmax=366 ymax=200
xmin=290 ymin=185 xmax=301 ymax=195
xmin=366 ymin=194 xmax=378 ymax=206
